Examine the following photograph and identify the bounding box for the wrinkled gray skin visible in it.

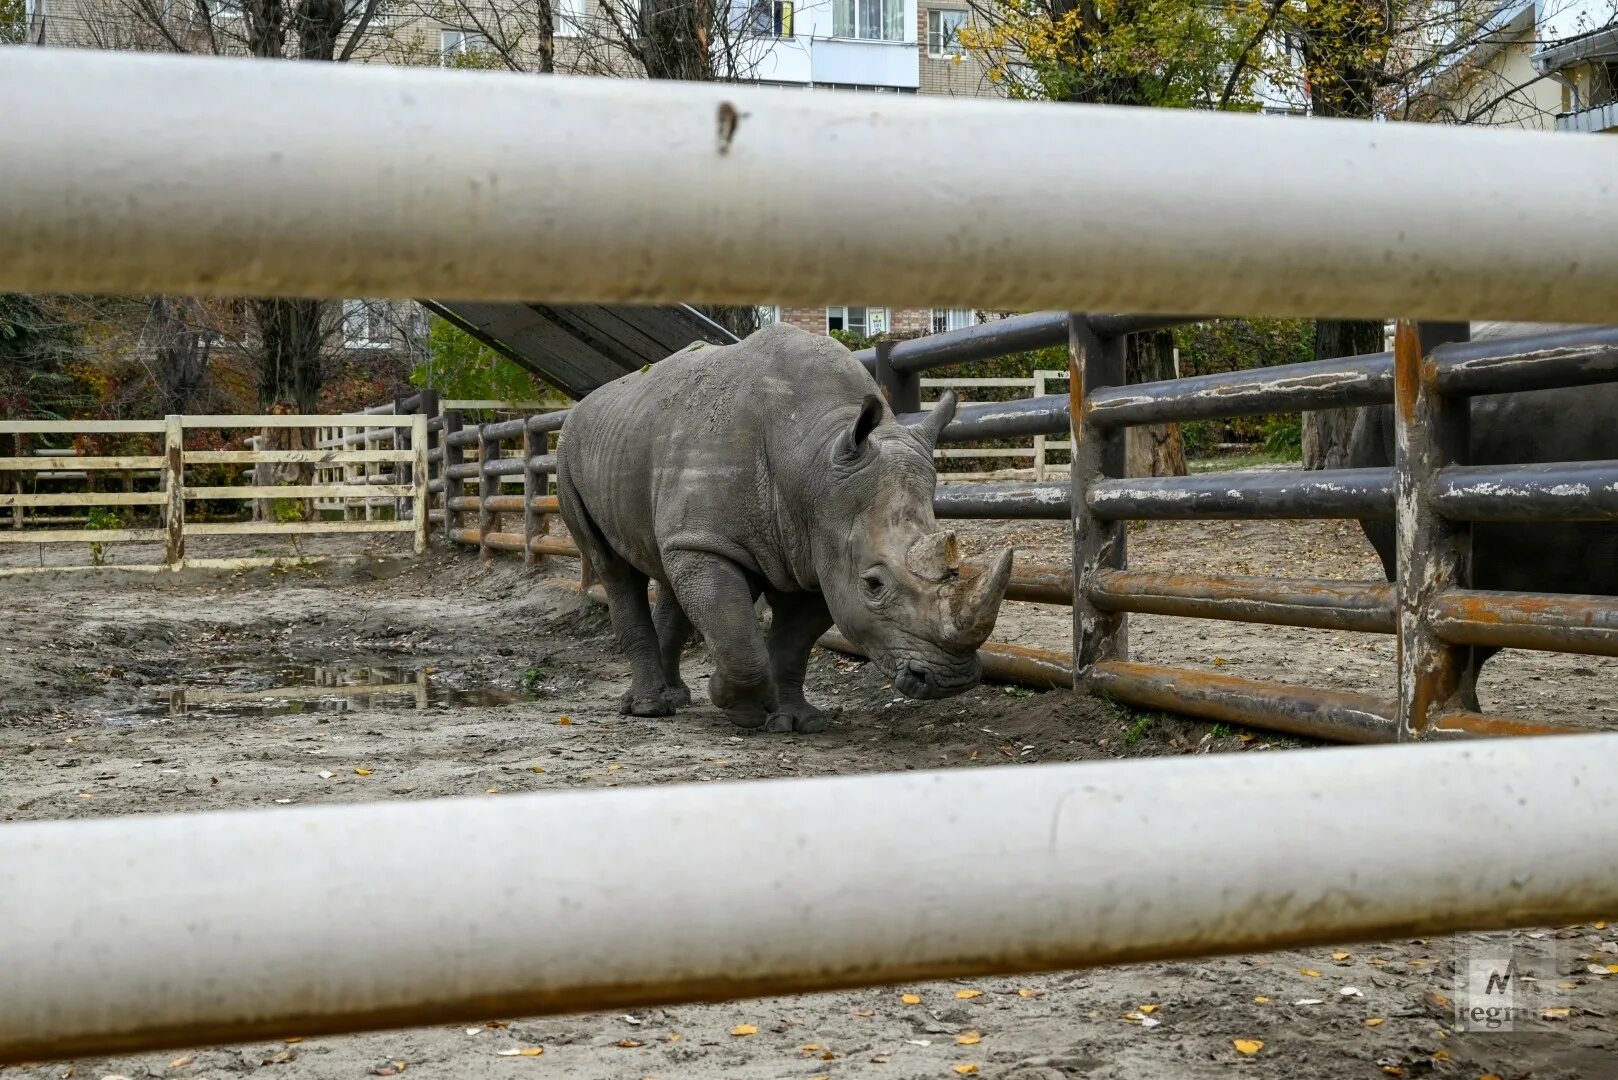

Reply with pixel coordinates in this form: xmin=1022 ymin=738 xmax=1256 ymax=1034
xmin=556 ymin=324 xmax=1015 ymax=732
xmin=1350 ymin=321 xmax=1618 ymax=711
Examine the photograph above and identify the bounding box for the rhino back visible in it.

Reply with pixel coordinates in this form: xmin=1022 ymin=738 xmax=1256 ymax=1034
xmin=1349 ymin=382 xmax=1618 ymax=594
xmin=559 ymin=325 xmax=876 ymax=587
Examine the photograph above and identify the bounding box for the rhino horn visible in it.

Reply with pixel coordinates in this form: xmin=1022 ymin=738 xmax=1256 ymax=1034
xmin=905 ymin=530 xmax=962 ymax=582
xmin=948 ymin=547 xmax=1014 ymax=645
xmin=915 ymin=389 xmax=957 ymax=449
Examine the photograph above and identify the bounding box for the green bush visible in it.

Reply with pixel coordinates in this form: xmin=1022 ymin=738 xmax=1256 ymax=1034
xmin=412 ymin=317 xmax=556 ymax=403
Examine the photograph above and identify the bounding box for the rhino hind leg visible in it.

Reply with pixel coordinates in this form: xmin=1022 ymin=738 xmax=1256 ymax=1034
xmin=651 ymin=586 xmax=694 ymax=711
xmin=763 ymin=589 xmax=835 ymax=734
xmin=664 ymin=550 xmax=778 ymax=729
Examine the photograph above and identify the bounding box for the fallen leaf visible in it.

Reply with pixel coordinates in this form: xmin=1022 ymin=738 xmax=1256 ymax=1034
xmin=1332 ymin=951 xmax=1351 ymax=961
xmin=1232 ymin=1039 xmax=1264 ymax=1055
xmin=77 ymin=792 xmax=93 ymax=799
xmin=282 ymin=1038 xmax=302 ymax=1044
xmin=616 ymin=1039 xmax=643 ymax=1048
xmin=901 ymin=993 xmax=922 ymax=1005
xmin=1560 ymin=981 xmax=1579 ymax=989
xmin=1294 ymin=998 xmax=1325 ymax=1006
xmin=483 ymin=1020 xmax=509 ymax=1029
xmin=1425 ymin=992 xmax=1452 ymax=1010
xmin=820 ymin=1055 xmax=835 ymax=1063
xmin=464 ymin=1028 xmax=482 ymax=1036
xmin=1253 ymin=996 xmax=1271 ymax=1005
xmin=264 ymin=1051 xmax=292 ymax=1065
xmin=663 ymin=1033 xmax=682 ymax=1042
xmin=354 ymin=768 xmax=373 ymax=776
xmin=274 ymin=798 xmax=293 ymax=805
xmin=530 ymin=766 xmax=545 ymax=773
xmin=952 ymin=1066 xmax=980 ymax=1076
xmin=558 ymin=715 xmax=572 ymax=725
xmin=620 ymin=1015 xmax=643 ymax=1025
xmin=1368 ymin=958 xmax=1389 ymax=966
xmin=495 ymin=1047 xmax=543 ymax=1057
xmin=1542 ymin=1007 xmax=1572 ymax=1020
xmin=1212 ymin=657 xmax=1227 ymax=666
xmin=730 ymin=1025 xmax=758 ymax=1037
xmin=905 ymin=1039 xmax=931 ymax=1047
xmin=956 ymin=1032 xmax=982 ymax=1046
xmin=167 ymin=1056 xmax=194 ymax=1069
xmin=1364 ymin=1017 xmax=1385 ymax=1027
xmin=853 ymin=1009 xmax=875 ymax=1017
xmin=607 ymin=764 xmax=623 ymax=771
xmin=1016 ymin=988 xmax=1044 ymax=999
xmin=373 ymin=1062 xmax=406 ymax=1076
xmin=1595 ymin=921 xmax=1608 ymax=930
xmin=1137 ymin=1004 xmax=1160 ymax=1014
xmin=800 ymin=1043 xmax=821 ymax=1052
xmin=1299 ymin=968 xmax=1322 ymax=978
xmin=955 ymin=989 xmax=984 ymax=1000
xmin=1432 ymin=1050 xmax=1450 ymax=1061
xmin=318 ymin=770 xmax=334 ymax=779
xmin=1380 ymin=1068 xmax=1404 ymax=1077
xmin=484 ymin=787 xmax=499 ymax=794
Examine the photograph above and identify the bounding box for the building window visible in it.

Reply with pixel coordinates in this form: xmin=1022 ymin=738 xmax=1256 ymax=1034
xmin=930 ymin=308 xmax=975 ymax=334
xmin=736 ymin=0 xmax=793 ymax=36
xmin=833 ymin=0 xmax=903 ymax=41
xmin=343 ymin=300 xmax=391 ymax=348
xmin=441 ymin=28 xmax=490 ymax=65
xmin=827 ymin=307 xmax=888 ymax=337
xmin=927 ymin=9 xmax=965 ymax=56
xmin=757 ymin=306 xmax=781 ymax=326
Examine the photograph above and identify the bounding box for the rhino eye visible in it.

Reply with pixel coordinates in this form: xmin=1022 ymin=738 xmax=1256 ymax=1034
xmin=861 ymin=570 xmax=888 ymax=599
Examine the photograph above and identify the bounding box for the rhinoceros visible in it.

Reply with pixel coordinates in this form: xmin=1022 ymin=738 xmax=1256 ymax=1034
xmin=555 ymin=323 xmax=1015 ymax=732
xmin=1349 ymin=322 xmax=1618 ymax=711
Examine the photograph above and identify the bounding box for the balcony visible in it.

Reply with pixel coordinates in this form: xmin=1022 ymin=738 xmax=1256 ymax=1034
xmin=811 ymin=36 xmax=919 ymax=89
xmin=1555 ymin=100 xmax=1618 ymax=133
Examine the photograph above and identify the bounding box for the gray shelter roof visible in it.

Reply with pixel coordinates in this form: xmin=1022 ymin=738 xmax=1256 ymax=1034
xmin=422 ymin=302 xmax=739 ymax=400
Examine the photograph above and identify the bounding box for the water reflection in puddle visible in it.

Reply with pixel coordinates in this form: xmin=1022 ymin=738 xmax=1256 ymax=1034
xmin=103 ymin=665 xmax=533 ymax=724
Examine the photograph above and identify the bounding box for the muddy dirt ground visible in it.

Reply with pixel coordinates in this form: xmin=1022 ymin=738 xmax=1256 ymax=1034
xmin=3 ymin=516 xmax=1616 ymax=1080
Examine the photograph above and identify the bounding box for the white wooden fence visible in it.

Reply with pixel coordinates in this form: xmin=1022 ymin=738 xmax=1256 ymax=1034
xmin=0 ymin=414 xmax=428 ymax=574
xmin=921 ymin=370 xmax=1071 ymax=479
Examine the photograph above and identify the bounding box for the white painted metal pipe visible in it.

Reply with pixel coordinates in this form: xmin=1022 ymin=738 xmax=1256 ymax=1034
xmin=4 ymin=50 xmax=1618 ymax=322
xmin=4 ymin=734 xmax=1618 ymax=1063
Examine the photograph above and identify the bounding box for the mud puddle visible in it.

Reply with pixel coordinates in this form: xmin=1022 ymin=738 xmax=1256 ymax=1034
xmin=99 ymin=663 xmax=536 ymax=724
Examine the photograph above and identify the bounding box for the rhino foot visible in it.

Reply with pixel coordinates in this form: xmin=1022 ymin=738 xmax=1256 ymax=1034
xmin=619 ymin=689 xmax=676 ymax=718
xmin=764 ymin=704 xmax=831 ymax=734
xmin=661 ymin=682 xmax=693 ymax=711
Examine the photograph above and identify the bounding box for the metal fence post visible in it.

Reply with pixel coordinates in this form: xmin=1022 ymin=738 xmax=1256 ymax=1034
xmin=873 ymin=339 xmax=920 ymax=415
xmin=1394 ymin=320 xmax=1472 ymax=739
xmin=163 ymin=414 xmax=185 ymax=569
xmin=522 ymin=423 xmax=543 ymax=568
xmin=411 ymin=413 xmax=429 ymax=556
xmin=441 ymin=410 xmax=463 ymax=544
xmin=1070 ymin=315 xmax=1128 ymax=681
xmin=478 ymin=425 xmax=496 ymax=562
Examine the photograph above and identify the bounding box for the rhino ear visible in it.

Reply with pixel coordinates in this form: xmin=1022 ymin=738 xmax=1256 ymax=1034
xmin=916 ymin=389 xmax=957 ymax=450
xmin=839 ymin=394 xmax=885 ymax=463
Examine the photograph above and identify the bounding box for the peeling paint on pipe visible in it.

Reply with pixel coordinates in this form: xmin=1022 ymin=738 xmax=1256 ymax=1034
xmin=1088 ymin=468 xmax=1395 ymax=520
xmin=1085 ymin=352 xmax=1394 ymax=428
xmin=1429 ymin=327 xmax=1618 ymax=396
xmin=899 ymin=395 xmax=1070 ymax=443
xmin=1429 ymin=461 xmax=1618 ymax=521
xmin=1429 ymin=588 xmax=1618 ymax=656
xmin=934 ymin=482 xmax=1071 ymax=519
xmin=1090 ymin=571 xmax=1395 ymax=632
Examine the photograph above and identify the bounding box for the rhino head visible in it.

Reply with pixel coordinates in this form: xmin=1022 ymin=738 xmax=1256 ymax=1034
xmin=813 ymin=390 xmax=1014 ymax=699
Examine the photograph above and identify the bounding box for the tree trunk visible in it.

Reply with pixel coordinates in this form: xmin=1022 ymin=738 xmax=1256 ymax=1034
xmin=1302 ymin=318 xmax=1383 ymax=469
xmin=699 ymin=305 xmax=760 ymax=341
xmin=1124 ymin=330 xmax=1187 ymax=478
xmin=150 ymin=298 xmax=212 ymax=415
xmin=640 ymin=0 xmax=714 ymax=80
xmin=251 ymin=298 xmax=328 ymax=414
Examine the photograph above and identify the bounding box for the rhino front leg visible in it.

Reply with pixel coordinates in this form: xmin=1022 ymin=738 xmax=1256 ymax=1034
xmin=651 ymin=585 xmax=694 ymax=712
xmin=764 ymin=589 xmax=835 ymax=733
xmin=664 ymin=550 xmax=777 ymax=729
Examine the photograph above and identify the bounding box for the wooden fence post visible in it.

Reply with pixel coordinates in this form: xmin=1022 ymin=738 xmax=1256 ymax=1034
xmin=411 ymin=413 xmax=429 ymax=556
xmin=1070 ymin=315 xmax=1128 ymax=682
xmin=164 ymin=414 xmax=185 ymax=569
xmin=1033 ymin=370 xmax=1048 ymax=482
xmin=441 ymin=411 xmax=463 ymax=545
xmin=1394 ymin=320 xmax=1472 ymax=739
xmin=522 ymin=423 xmax=543 ymax=568
xmin=478 ymin=425 xmax=496 ymax=562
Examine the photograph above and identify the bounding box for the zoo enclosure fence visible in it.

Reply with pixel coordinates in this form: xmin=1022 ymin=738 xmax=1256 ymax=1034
xmin=0 ymin=412 xmax=429 ymax=573
xmin=5 ymin=46 xmax=1618 ymax=1065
